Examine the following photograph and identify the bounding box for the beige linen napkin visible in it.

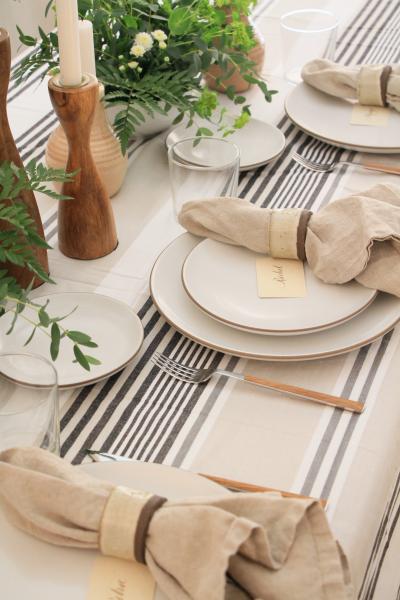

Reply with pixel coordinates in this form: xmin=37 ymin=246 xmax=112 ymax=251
xmin=301 ymin=59 xmax=400 ymax=110
xmin=0 ymin=447 xmax=352 ymax=600
xmin=178 ymin=184 xmax=400 ymax=297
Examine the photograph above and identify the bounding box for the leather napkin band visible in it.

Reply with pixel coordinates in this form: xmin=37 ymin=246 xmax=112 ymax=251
xmin=358 ymin=64 xmax=392 ymax=106
xmin=296 ymin=210 xmax=312 ymax=261
xmin=134 ymin=495 xmax=167 ymax=563
xmin=100 ymin=486 xmax=167 ymax=565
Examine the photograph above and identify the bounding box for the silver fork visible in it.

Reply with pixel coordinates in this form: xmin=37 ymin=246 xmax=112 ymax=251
xmin=292 ymin=150 xmax=400 ymax=176
xmin=151 ymin=352 xmax=363 ymax=413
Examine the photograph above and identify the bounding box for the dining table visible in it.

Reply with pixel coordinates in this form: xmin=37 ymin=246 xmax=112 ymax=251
xmin=4 ymin=0 xmax=400 ymax=598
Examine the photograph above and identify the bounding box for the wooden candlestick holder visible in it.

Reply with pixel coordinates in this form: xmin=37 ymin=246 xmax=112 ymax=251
xmin=0 ymin=28 xmax=49 ymax=288
xmin=45 ymin=83 xmax=128 ymax=198
xmin=48 ymin=75 xmax=118 ymax=260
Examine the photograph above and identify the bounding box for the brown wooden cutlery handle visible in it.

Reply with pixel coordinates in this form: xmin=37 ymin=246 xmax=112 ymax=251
xmin=244 ymin=374 xmax=364 ymax=413
xmin=200 ymin=473 xmax=327 ymax=507
xmin=361 ymin=161 xmax=400 ymax=175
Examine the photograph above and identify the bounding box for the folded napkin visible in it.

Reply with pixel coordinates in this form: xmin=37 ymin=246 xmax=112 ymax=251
xmin=0 ymin=447 xmax=352 ymax=600
xmin=301 ymin=58 xmax=400 ymax=110
xmin=178 ymin=184 xmax=400 ymax=297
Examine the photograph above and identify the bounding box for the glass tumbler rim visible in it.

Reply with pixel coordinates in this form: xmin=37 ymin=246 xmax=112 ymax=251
xmin=280 ymin=9 xmax=339 ymax=34
xmin=168 ymin=136 xmax=240 ymax=172
xmin=0 ymin=352 xmax=58 ymax=416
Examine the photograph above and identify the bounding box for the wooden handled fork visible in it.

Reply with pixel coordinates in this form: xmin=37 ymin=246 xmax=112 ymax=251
xmin=151 ymin=352 xmax=364 ymax=413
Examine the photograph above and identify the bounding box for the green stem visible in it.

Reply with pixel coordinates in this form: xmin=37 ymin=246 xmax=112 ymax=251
xmin=5 ymin=295 xmax=69 ymax=337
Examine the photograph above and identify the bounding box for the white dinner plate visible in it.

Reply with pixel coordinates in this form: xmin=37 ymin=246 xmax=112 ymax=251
xmin=0 ymin=292 xmax=144 ymax=389
xmin=182 ymin=239 xmax=377 ymax=335
xmin=166 ymin=118 xmax=286 ymax=170
xmin=150 ymin=234 xmax=400 ymax=361
xmin=0 ymin=460 xmax=225 ymax=600
xmin=285 ymin=82 xmax=400 ymax=153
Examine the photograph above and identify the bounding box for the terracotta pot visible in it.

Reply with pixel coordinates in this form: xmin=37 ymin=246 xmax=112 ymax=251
xmin=204 ymin=14 xmax=265 ymax=93
xmin=0 ymin=29 xmax=49 ymax=289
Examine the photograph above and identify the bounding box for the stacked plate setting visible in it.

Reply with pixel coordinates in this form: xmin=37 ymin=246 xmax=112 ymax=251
xmin=150 ymin=234 xmax=400 ymax=361
xmin=285 ymin=82 xmax=400 ymax=153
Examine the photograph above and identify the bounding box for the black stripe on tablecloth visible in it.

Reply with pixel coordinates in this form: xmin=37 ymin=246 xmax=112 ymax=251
xmin=336 ymin=0 xmax=399 ymax=63
xmin=360 ymin=477 xmax=400 ymax=599
xmin=14 ymin=110 xmax=53 ymax=145
xmin=20 ymin=116 xmax=59 ymax=163
xmin=119 ymin=345 xmax=218 ymax=461
xmin=359 ymin=472 xmax=400 ymax=599
xmin=54 ymin=0 xmax=400 ymax=470
xmin=8 ymin=68 xmax=47 ymax=103
xmin=301 ymin=331 xmax=393 ymax=498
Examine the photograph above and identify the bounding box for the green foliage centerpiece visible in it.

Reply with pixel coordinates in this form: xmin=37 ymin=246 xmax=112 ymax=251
xmin=15 ymin=0 xmax=277 ymax=153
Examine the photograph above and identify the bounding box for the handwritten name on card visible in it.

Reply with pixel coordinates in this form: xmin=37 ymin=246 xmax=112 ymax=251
xmin=87 ymin=556 xmax=155 ymax=600
xmin=256 ymin=257 xmax=306 ymax=298
xmin=351 ymin=104 xmax=390 ymax=126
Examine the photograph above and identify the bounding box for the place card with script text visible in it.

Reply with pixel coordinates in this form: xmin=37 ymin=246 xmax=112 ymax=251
xmin=87 ymin=556 xmax=155 ymax=600
xmin=350 ymin=104 xmax=390 ymax=126
xmin=256 ymin=257 xmax=306 ymax=298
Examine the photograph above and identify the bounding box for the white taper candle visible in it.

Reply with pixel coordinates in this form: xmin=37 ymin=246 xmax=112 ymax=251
xmin=55 ymin=0 xmax=82 ymax=86
xmin=79 ymin=20 xmax=97 ymax=77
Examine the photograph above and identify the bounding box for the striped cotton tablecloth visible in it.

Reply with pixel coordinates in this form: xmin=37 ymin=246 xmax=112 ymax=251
xmin=5 ymin=0 xmax=400 ymax=598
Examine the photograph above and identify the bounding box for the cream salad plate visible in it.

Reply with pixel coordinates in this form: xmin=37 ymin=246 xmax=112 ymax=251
xmin=182 ymin=238 xmax=377 ymax=335
xmin=285 ymin=82 xmax=400 ymax=153
xmin=0 ymin=292 xmax=144 ymax=389
xmin=0 ymin=461 xmax=225 ymax=600
xmin=150 ymin=234 xmax=400 ymax=361
xmin=166 ymin=118 xmax=286 ymax=171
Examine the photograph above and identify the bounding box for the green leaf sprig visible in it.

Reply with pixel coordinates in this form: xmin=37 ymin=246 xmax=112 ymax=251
xmin=0 ymin=160 xmax=100 ymax=371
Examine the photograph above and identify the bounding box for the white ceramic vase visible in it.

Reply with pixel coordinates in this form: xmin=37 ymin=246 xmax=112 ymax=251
xmin=106 ymin=104 xmax=179 ymax=137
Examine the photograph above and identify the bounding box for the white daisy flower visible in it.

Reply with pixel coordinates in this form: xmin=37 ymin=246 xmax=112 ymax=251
xmin=130 ymin=44 xmax=146 ymax=57
xmin=159 ymin=41 xmax=167 ymax=50
xmin=128 ymin=60 xmax=139 ymax=69
xmin=134 ymin=32 xmax=153 ymax=50
xmin=152 ymin=29 xmax=167 ymax=42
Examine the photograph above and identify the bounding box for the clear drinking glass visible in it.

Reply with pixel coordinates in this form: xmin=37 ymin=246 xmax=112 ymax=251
xmin=168 ymin=137 xmax=240 ymax=218
xmin=0 ymin=353 xmax=59 ymax=454
xmin=280 ymin=9 xmax=338 ymax=84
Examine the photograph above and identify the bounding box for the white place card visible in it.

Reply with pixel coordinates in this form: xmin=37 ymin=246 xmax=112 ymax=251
xmin=256 ymin=257 xmax=306 ymax=298
xmin=86 ymin=556 xmax=155 ymax=600
xmin=351 ymin=104 xmax=390 ymax=126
